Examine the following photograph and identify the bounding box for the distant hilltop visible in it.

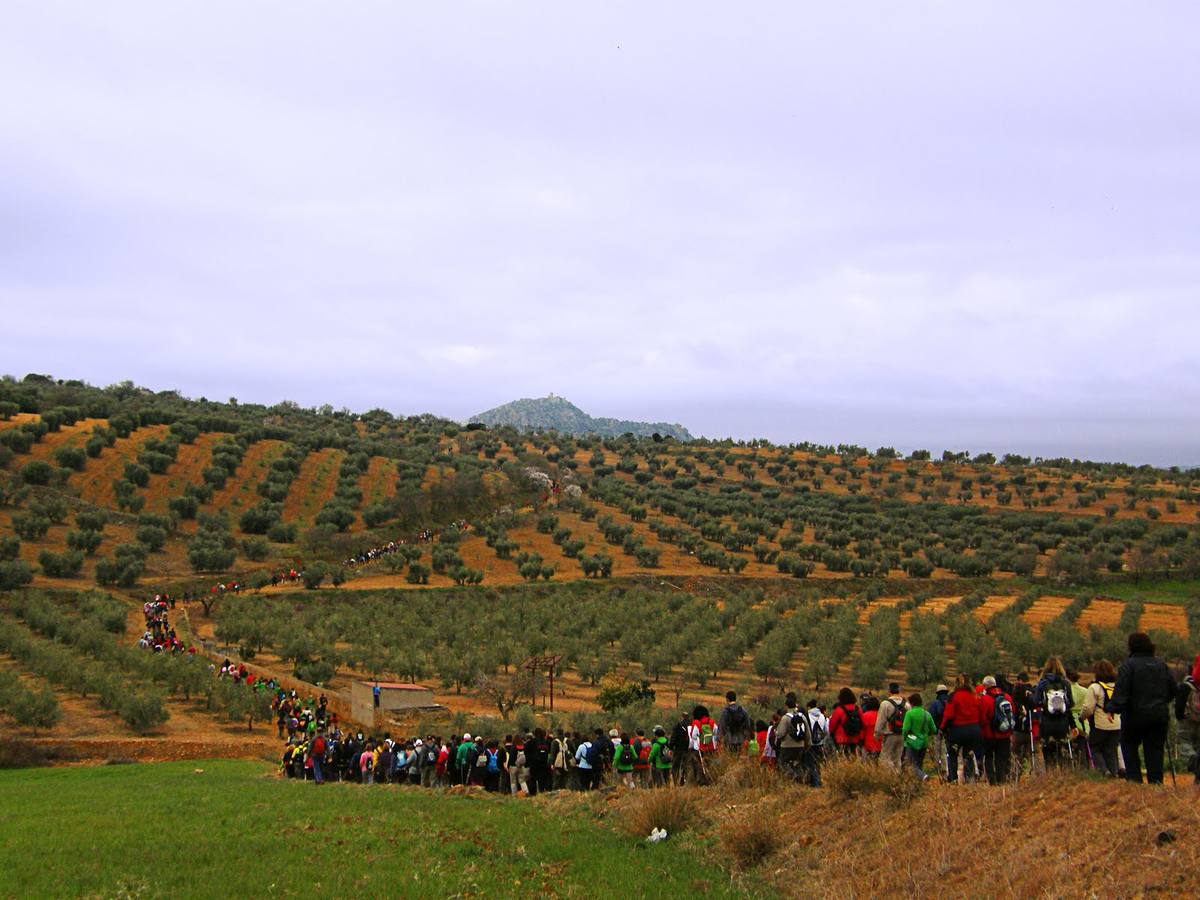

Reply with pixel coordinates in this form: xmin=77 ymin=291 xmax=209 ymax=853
xmin=469 ymin=394 xmax=694 ymax=441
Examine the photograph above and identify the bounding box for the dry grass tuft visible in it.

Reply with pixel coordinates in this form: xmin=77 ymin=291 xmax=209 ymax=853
xmin=717 ymin=809 xmax=784 ymax=871
xmin=707 ymin=755 xmax=777 ymax=794
xmin=821 ymin=756 xmax=922 ymax=806
xmin=619 ymin=787 xmax=699 ymax=838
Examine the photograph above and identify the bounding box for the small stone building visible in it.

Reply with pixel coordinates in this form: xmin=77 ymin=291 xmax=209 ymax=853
xmin=350 ymin=680 xmax=437 ymax=726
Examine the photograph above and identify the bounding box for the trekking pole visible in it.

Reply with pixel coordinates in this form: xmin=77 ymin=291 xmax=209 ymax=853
xmin=1167 ymin=735 xmax=1178 ymax=787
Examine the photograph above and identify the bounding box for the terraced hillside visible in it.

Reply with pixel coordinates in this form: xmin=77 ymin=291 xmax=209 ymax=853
xmin=1 ymin=375 xmax=1198 ymax=733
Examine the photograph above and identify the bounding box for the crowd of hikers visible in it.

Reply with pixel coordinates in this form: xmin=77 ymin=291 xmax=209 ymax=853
xmin=342 ymin=520 xmax=470 ymax=569
xmin=138 ymin=594 xmax=194 ymax=654
xmin=280 ymin=633 xmax=1200 ymax=792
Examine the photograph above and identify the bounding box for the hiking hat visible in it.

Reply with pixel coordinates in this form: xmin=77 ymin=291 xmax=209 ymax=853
xmin=608 ymin=729 xmax=619 ymax=738
xmin=936 ymin=684 xmax=949 ymax=693
xmin=982 ymin=676 xmax=997 ymax=687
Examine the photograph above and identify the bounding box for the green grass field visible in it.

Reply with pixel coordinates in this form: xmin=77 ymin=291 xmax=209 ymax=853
xmin=0 ymin=761 xmax=747 ymax=898
xmin=1097 ymin=577 xmax=1200 ymax=605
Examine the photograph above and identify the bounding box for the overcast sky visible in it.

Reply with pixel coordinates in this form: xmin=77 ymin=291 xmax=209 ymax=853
xmin=2 ymin=3 xmax=1197 ymax=465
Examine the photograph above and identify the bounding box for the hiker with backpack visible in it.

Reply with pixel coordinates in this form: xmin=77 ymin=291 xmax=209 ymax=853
xmin=901 ymin=692 xmax=938 ymax=780
xmin=940 ymin=673 xmax=984 ymax=783
xmin=1174 ymin=654 xmax=1200 ymax=787
xmin=1034 ymin=657 xmax=1075 ymax=769
xmin=575 ymin=730 xmax=605 ymax=790
xmin=807 ymin=700 xmax=829 ymax=758
xmin=979 ymin=675 xmax=1016 ymax=784
xmin=718 ymin=691 xmax=752 ymax=753
xmin=875 ymin=683 xmax=908 ymax=769
xmin=1081 ymin=659 xmax=1122 ymax=777
xmin=828 ymin=687 xmax=865 ymax=756
xmin=774 ymin=692 xmax=821 ymax=787
xmin=648 ymin=725 xmax=673 ymax=787
xmin=689 ymin=705 xmax=720 ymax=784
xmin=612 ymin=731 xmax=637 ymax=788
xmin=1110 ymin=632 xmax=1178 ymax=785
xmin=631 ymin=728 xmax=653 ymax=787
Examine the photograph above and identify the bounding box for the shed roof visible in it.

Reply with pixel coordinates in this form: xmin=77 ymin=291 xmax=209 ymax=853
xmin=361 ymin=681 xmax=432 ymax=691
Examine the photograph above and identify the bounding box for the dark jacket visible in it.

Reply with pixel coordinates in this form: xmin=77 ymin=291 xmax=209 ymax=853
xmin=1110 ymin=652 xmax=1177 ymax=725
xmin=669 ymin=721 xmax=690 ymax=754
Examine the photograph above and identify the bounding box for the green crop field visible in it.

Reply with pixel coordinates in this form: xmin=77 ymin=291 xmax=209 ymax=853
xmin=0 ymin=760 xmax=751 ymax=899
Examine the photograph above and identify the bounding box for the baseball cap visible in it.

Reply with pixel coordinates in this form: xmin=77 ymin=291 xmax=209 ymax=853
xmin=936 ymin=684 xmax=949 ymax=693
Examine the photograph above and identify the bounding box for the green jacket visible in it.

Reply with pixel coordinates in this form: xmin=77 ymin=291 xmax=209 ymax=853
xmin=455 ymin=740 xmax=473 ymax=771
xmin=613 ymin=742 xmax=635 ymax=772
xmin=648 ymin=736 xmax=672 ymax=770
xmin=902 ymin=707 xmax=938 ymax=751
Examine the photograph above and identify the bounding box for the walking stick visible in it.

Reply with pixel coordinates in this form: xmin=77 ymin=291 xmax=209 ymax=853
xmin=1167 ymin=735 xmax=1178 ymax=787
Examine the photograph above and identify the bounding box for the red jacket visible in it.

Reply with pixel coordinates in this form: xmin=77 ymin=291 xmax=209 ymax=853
xmin=828 ymin=703 xmax=864 ymax=745
xmin=941 ymin=688 xmax=986 ymax=730
xmin=979 ymin=689 xmax=1014 ymax=740
xmin=861 ymin=710 xmax=881 ymax=753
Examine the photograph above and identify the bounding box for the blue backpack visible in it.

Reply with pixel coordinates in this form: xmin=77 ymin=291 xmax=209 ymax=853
xmin=486 ymin=750 xmax=499 ymax=774
xmin=584 ymin=741 xmax=603 ymax=768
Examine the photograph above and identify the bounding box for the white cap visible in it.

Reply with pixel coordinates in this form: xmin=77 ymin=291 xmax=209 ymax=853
xmin=463 ymin=733 xmax=472 ymax=741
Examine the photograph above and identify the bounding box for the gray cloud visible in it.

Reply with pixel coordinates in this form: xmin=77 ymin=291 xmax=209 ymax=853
xmin=1 ymin=2 xmax=1197 ymax=465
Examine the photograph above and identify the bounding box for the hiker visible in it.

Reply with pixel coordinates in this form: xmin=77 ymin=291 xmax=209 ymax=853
xmin=828 ymin=687 xmax=865 ymax=756
xmin=613 ymin=732 xmax=637 ymax=788
xmin=1175 ymin=654 xmax=1200 ymax=787
xmin=1033 ymin=657 xmax=1075 ymax=769
xmin=761 ymin=714 xmax=778 ymax=769
xmin=1081 ymin=659 xmax=1121 ymax=777
xmin=309 ymin=731 xmax=326 ymax=785
xmin=648 ymin=725 xmax=673 ymax=787
xmin=499 ymin=735 xmax=514 ymax=793
xmin=1110 ymin=632 xmax=1178 ymax=785
xmin=552 ymin=730 xmax=574 ymax=791
xmin=455 ymin=733 xmax=475 ymax=786
xmin=1067 ymin=669 xmax=1091 ymax=763
xmin=527 ymin=728 xmax=553 ymax=795
xmin=774 ymin=692 xmax=821 ymax=787
xmin=901 ymin=692 xmax=937 ymax=780
xmin=468 ymin=737 xmax=488 ymax=787
xmin=807 ymin=700 xmax=828 ymax=758
xmin=507 ymin=736 xmax=529 ymax=795
xmin=1010 ymin=673 xmax=1035 ymax=775
xmin=979 ymin=675 xmax=1015 ymax=785
xmin=689 ymin=705 xmax=719 ymax=784
xmin=927 ymin=684 xmax=950 ymax=777
xmin=573 ymin=731 xmax=599 ymax=791
xmin=669 ymin=711 xmax=691 ymax=785
xmin=718 ymin=690 xmax=752 ymax=753
xmin=940 ymin=673 xmax=984 ymax=783
xmin=860 ymin=695 xmax=882 ymax=762
xmin=631 ymin=728 xmax=653 ymax=787
xmin=876 ymin=683 xmax=908 ymax=768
